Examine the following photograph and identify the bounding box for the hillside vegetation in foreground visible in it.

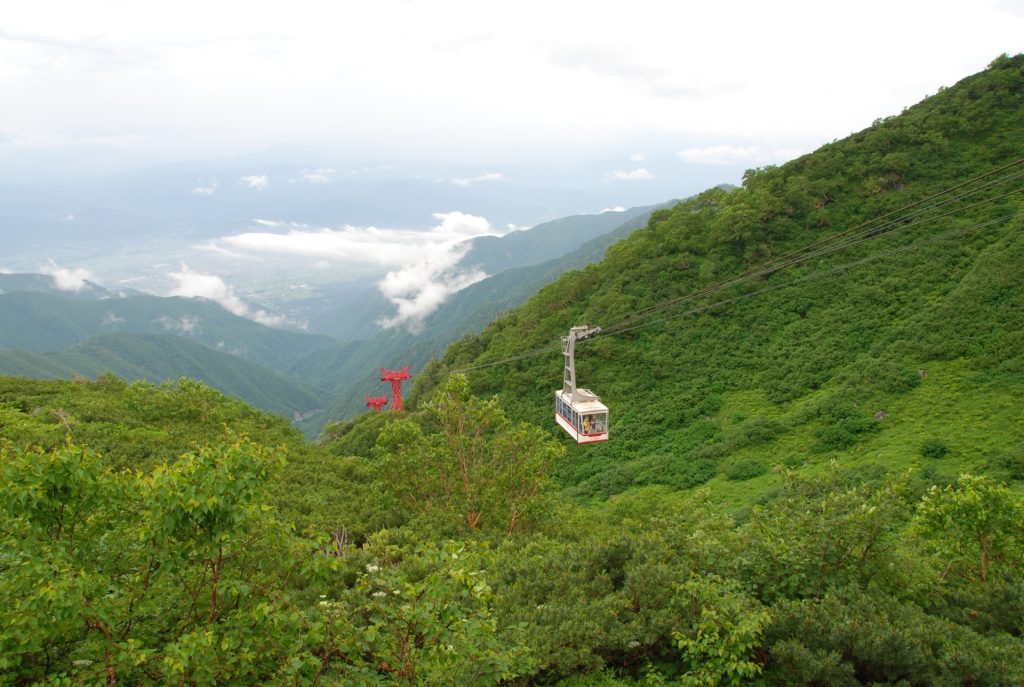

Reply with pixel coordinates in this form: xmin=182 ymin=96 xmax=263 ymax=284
xmin=2 ymin=56 xmax=1024 ymax=686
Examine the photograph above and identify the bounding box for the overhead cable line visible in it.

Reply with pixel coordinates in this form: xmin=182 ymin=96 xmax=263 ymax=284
xmin=452 ymin=160 xmax=1024 ymax=373
xmin=599 ymin=164 xmax=1024 ymax=334
xmin=594 ymin=212 xmax=1018 ymax=340
xmin=597 ymin=183 xmax=1024 ymax=335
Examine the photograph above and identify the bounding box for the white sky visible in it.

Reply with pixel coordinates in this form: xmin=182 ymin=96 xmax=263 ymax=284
xmin=2 ymin=0 xmax=1022 ymax=170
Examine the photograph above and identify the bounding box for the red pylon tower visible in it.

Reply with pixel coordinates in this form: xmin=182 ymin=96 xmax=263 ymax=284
xmin=366 ymin=395 xmax=388 ymax=412
xmin=380 ymin=366 xmax=412 ymax=411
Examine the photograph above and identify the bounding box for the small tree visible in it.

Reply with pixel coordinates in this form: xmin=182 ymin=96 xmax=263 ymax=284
xmin=671 ymin=574 xmax=769 ymax=687
xmin=915 ymin=474 xmax=1024 ymax=583
xmin=376 ymin=375 xmax=563 ymax=536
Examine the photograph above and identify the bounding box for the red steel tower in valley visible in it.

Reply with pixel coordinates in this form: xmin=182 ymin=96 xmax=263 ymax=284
xmin=380 ymin=366 xmax=412 ymax=411
xmin=366 ymin=395 xmax=388 ymax=412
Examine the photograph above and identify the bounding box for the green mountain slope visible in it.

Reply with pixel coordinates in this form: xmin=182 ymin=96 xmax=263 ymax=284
xmin=0 ymin=290 xmax=336 ymax=373
xmin=461 ymin=203 xmax=665 ymax=274
xmin=0 ymin=333 xmax=329 ymax=416
xmin=431 ymin=54 xmax=1024 ymax=504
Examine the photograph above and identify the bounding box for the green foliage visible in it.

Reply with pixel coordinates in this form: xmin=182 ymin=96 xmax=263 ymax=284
xmin=765 ymin=587 xmax=1024 ymax=686
xmin=914 ymin=474 xmax=1024 ymax=583
xmin=722 ymin=457 xmax=768 ymax=481
xmin=0 ymin=376 xmax=303 ymax=471
xmin=375 ymin=374 xmax=564 ymax=536
xmin=671 ymin=575 xmax=769 ymax=687
xmin=307 ymin=539 xmax=530 ymax=686
xmin=920 ymin=437 xmax=950 ymax=459
xmin=0 ymin=437 xmax=302 ymax=685
xmin=989 ymin=441 xmax=1024 ymax=481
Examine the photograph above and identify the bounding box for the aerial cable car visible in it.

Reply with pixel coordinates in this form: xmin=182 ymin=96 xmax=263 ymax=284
xmin=554 ymin=325 xmax=609 ymax=443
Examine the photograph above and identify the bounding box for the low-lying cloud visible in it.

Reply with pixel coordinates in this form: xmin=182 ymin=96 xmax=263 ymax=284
xmin=451 ymin=172 xmax=508 ymax=187
xmin=168 ymin=264 xmax=285 ymax=327
xmin=240 ymin=174 xmax=269 ymax=191
xmin=607 ymin=168 xmax=654 ymax=181
xmin=154 ymin=314 xmax=200 ymax=334
xmin=40 ymin=260 xmax=95 ymax=292
xmin=299 ymin=168 xmax=337 ymax=184
xmin=209 ymin=211 xmax=503 ymax=329
xmin=191 ymin=179 xmax=218 ymax=196
xmin=377 ymin=243 xmax=487 ymax=332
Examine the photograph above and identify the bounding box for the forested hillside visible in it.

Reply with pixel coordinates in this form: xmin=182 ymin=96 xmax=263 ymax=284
xmin=426 ymin=53 xmax=1024 ymax=505
xmin=2 ymin=56 xmax=1023 ymax=686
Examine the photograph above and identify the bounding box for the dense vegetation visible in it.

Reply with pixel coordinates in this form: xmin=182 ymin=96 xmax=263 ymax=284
xmin=3 ymin=56 xmax=1024 ymax=685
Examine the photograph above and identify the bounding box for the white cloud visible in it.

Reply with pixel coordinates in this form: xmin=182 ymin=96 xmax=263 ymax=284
xmin=0 ymin=267 xmax=11 ymax=274
xmin=377 ymin=247 xmax=487 ymax=332
xmin=376 ymin=211 xmax=499 ymax=330
xmin=101 ymin=310 xmax=124 ymax=325
xmin=216 ymin=211 xmax=499 ymax=267
xmin=607 ymin=168 xmax=654 ymax=181
xmin=191 ymin=180 xmax=217 ymax=196
xmin=629 ymin=153 xmax=646 ymax=162
xmin=40 ymin=260 xmax=94 ymax=292
xmin=167 ymin=264 xmax=286 ymax=327
xmin=154 ymin=314 xmax=200 ymax=334
xmin=677 ymin=145 xmax=804 ymax=166
xmin=240 ymin=174 xmax=269 ymax=190
xmin=300 ymin=168 xmax=337 ymax=183
xmin=600 ymin=206 xmax=626 ymax=213
xmin=451 ymin=172 xmax=508 ymax=187
xmin=209 ymin=211 xmax=502 ymax=330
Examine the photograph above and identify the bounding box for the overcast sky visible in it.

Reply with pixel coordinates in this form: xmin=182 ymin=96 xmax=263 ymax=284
xmin=3 ymin=1 xmax=1023 ymax=330
xmin=2 ymin=0 xmax=1022 ymax=178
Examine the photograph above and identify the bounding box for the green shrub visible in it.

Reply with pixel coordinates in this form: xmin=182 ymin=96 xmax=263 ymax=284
xmin=920 ymin=438 xmax=950 ymax=459
xmin=990 ymin=443 xmax=1024 ymax=481
xmin=723 ymin=458 xmax=768 ymax=481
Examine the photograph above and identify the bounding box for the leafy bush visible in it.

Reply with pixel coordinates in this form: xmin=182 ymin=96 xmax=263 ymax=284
xmin=813 ymin=425 xmax=858 ymax=452
xmin=723 ymin=458 xmax=768 ymax=481
xmin=920 ymin=437 xmax=950 ymax=459
xmin=990 ymin=443 xmax=1024 ymax=480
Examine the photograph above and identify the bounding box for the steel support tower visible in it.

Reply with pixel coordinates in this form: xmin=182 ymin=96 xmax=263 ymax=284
xmin=380 ymin=366 xmax=412 ymax=411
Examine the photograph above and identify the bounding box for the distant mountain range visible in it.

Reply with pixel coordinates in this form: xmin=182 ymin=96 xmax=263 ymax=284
xmin=0 ymin=333 xmax=328 ymax=417
xmin=0 ymin=198 xmax=685 ymax=432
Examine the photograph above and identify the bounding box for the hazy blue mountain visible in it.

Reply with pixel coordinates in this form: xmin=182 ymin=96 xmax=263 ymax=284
xmin=0 ymin=333 xmax=328 ymax=417
xmin=289 ymin=281 xmax=396 ymax=343
xmin=0 ymin=272 xmax=114 ymax=298
xmin=460 ymin=204 xmax=662 ymax=275
xmin=0 ymin=290 xmax=336 ymax=373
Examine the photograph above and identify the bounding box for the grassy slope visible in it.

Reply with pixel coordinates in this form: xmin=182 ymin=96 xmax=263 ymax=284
xmin=430 ymin=55 xmax=1024 ymax=507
